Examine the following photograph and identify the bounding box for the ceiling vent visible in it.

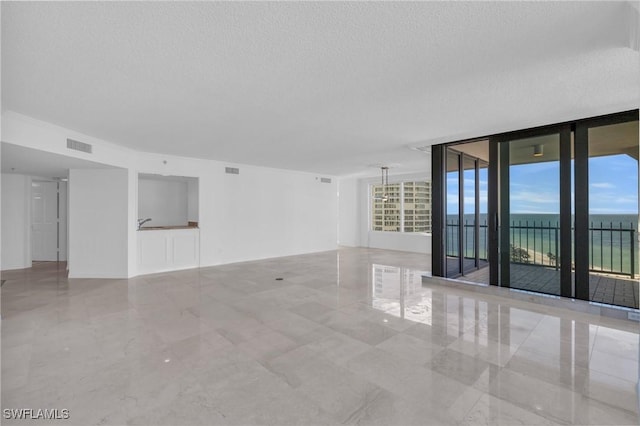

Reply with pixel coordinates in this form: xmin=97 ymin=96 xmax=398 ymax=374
xmin=408 ymin=145 xmax=432 ymax=154
xmin=320 ymin=177 xmax=332 ymax=183
xmin=67 ymin=138 xmax=92 ymax=154
xmin=225 ymin=167 xmax=239 ymax=175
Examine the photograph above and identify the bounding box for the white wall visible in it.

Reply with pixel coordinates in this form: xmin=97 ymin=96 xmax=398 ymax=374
xmin=3 ymin=112 xmax=339 ymax=277
xmin=68 ymin=169 xmax=129 ymax=278
xmin=126 ymin=168 xmax=137 ymax=278
xmin=1 ymin=174 xmax=31 ymax=270
xmin=366 ymin=231 xmax=431 ymax=253
xmin=175 ymin=165 xmax=337 ymax=267
xmin=133 ymin=149 xmax=339 ymax=268
xmin=187 ymin=178 xmax=199 ymax=222
xmin=2 ymin=112 xmax=136 ymax=170
xmin=338 ymin=177 xmax=359 ymax=246
xmin=1 ymin=150 xmax=2 ymax=275
xmin=138 ymin=178 xmax=188 ymax=226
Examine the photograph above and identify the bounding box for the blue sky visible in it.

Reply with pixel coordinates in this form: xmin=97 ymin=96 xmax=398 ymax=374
xmin=586 ymin=154 xmax=638 ymax=215
xmin=447 ymin=154 xmax=638 ymax=215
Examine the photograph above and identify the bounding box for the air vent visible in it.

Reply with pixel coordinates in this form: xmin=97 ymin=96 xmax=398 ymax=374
xmin=225 ymin=167 xmax=239 ymax=175
xmin=320 ymin=177 xmax=332 ymax=183
xmin=67 ymin=138 xmax=92 ymax=153
xmin=409 ymin=145 xmax=431 ymax=153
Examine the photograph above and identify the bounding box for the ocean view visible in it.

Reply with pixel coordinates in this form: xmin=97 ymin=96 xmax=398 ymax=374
xmin=446 ymin=213 xmax=639 ymax=275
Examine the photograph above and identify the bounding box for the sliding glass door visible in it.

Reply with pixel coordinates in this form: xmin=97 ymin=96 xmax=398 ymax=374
xmin=433 ymin=110 xmax=638 ymax=308
xmin=495 ymin=130 xmax=566 ymax=296
xmin=446 ymin=149 xmax=461 ymax=277
xmin=445 ymin=146 xmax=488 ymax=278
xmin=576 ymin=116 xmax=639 ymax=308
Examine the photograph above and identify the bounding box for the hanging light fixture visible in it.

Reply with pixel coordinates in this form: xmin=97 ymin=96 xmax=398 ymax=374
xmin=373 ymin=166 xmax=390 ymax=202
xmin=533 ymin=144 xmax=544 ymax=157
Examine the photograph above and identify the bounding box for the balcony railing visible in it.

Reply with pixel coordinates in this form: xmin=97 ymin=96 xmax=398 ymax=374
xmin=446 ymin=220 xmax=637 ymax=277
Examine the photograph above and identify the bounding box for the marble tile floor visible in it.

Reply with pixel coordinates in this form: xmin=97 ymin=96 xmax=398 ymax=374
xmin=1 ymin=248 xmax=638 ymax=425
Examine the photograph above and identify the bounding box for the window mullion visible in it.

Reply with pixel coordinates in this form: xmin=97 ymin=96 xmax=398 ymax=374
xmin=400 ymin=182 xmax=405 ymax=233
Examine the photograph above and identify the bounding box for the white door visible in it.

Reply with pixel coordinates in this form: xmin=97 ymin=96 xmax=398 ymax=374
xmin=32 ymin=181 xmax=59 ymax=261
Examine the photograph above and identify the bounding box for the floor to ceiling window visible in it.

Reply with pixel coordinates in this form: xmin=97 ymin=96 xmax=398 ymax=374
xmin=432 ymin=110 xmax=639 ymax=309
xmin=443 ymin=141 xmax=489 ymax=279
xmin=446 ymin=149 xmax=461 ymax=276
xmin=498 ymin=131 xmax=563 ymax=296
xmin=583 ymin=119 xmax=639 ymax=307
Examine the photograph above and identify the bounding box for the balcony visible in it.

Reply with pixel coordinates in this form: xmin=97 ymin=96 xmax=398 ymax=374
xmin=446 ymin=220 xmax=639 ymax=308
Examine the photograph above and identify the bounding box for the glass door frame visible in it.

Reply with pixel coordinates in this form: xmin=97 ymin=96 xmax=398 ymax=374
xmin=489 ymin=125 xmax=572 ymax=297
xmin=574 ymin=110 xmax=639 ymax=300
xmin=441 ymin=146 xmax=487 ymax=278
xmin=432 ymin=109 xmax=638 ymax=304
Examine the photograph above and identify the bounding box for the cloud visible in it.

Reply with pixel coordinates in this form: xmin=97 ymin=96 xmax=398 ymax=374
xmin=510 ymin=190 xmax=559 ymax=204
xmin=589 ymin=207 xmax=639 ymax=214
xmin=512 ymin=206 xmax=559 ymax=214
xmin=591 ymin=193 xmax=637 ymax=205
xmin=463 ymin=194 xmax=488 ymax=204
xmin=612 ymin=196 xmax=638 ymax=204
xmin=590 ymin=182 xmax=615 ymax=189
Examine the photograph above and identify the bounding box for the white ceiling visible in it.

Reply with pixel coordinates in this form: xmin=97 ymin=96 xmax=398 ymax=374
xmin=1 ymin=142 xmax=116 ymax=178
xmin=2 ymin=2 xmax=638 ymax=177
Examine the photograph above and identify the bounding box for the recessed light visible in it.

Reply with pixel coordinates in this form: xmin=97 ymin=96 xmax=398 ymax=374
xmin=533 ymin=144 xmax=544 ymax=157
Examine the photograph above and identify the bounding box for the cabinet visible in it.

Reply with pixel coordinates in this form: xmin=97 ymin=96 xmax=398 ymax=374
xmin=137 ymin=228 xmax=200 ymax=275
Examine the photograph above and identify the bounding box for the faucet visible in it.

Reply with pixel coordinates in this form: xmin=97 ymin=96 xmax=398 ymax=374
xmin=138 ymin=218 xmax=152 ymax=230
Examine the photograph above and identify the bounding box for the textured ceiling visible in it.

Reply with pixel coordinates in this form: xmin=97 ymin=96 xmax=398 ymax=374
xmin=2 ymin=1 xmax=638 ymax=176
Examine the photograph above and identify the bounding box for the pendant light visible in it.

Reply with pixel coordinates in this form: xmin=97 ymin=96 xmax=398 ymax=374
xmin=373 ymin=166 xmax=390 ymax=202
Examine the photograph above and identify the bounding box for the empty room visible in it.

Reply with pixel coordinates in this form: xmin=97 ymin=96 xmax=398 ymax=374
xmin=1 ymin=1 xmax=639 ymax=425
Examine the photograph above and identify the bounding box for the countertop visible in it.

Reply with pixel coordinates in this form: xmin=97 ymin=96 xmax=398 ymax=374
xmin=138 ymin=226 xmax=199 ymax=231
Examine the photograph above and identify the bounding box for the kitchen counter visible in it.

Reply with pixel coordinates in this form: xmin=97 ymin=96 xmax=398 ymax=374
xmin=138 ymin=225 xmax=198 ymax=231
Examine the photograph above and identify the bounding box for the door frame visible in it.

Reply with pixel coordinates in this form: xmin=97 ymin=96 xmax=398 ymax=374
xmin=489 ymin=124 xmax=571 ymax=297
xmin=30 ymin=179 xmax=66 ymax=263
xmin=439 ymin=146 xmax=488 ymax=278
xmin=433 ymin=109 xmax=639 ymax=304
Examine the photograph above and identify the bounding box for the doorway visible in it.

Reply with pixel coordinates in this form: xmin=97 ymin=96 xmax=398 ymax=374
xmin=493 ymin=127 xmax=569 ymax=297
xmin=31 ymin=180 xmax=67 ymax=263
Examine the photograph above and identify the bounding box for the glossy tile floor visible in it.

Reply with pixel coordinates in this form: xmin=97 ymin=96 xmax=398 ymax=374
xmin=2 ymin=248 xmax=639 ymax=425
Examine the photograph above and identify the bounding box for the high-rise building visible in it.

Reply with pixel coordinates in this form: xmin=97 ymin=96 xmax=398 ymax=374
xmin=371 ymin=181 xmax=431 ymax=233
xmin=403 ymin=181 xmax=431 ymax=233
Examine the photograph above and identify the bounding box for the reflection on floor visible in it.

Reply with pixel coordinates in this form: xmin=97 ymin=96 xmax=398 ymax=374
xmin=2 ymin=248 xmax=639 ymax=425
xmin=463 ymin=264 xmax=639 ymax=309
